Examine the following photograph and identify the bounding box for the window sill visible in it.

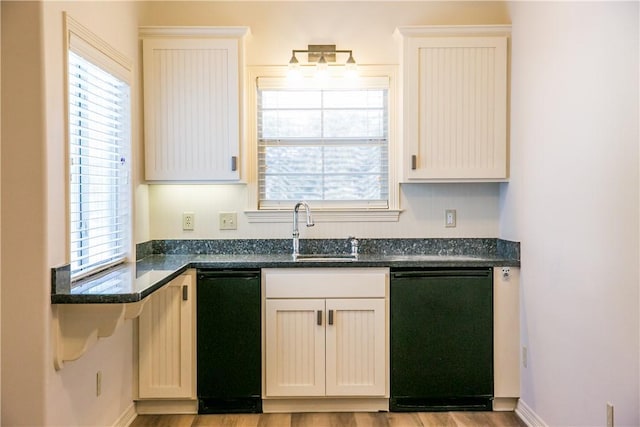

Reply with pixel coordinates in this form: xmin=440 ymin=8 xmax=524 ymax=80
xmin=245 ymin=209 xmax=402 ymax=223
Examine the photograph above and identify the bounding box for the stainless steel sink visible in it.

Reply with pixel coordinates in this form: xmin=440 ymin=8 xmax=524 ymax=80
xmin=293 ymin=254 xmax=358 ymax=262
xmin=382 ymin=254 xmax=481 ymax=261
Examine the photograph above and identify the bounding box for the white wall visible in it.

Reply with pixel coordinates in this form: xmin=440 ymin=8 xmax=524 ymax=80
xmin=0 ymin=3 xmax=3 ymax=422
xmin=501 ymin=2 xmax=639 ymax=425
xmin=2 ymin=1 xmax=143 ymax=426
xmin=148 ymin=183 xmax=501 ymax=239
xmin=2 ymin=3 xmax=49 ymax=424
xmin=139 ymin=1 xmax=511 ymax=241
xmin=43 ymin=3 xmax=143 ymax=425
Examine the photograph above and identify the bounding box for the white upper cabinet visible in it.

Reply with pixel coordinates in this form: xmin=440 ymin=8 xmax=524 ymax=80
xmin=396 ymin=26 xmax=511 ymax=181
xmin=141 ymin=27 xmax=249 ymax=181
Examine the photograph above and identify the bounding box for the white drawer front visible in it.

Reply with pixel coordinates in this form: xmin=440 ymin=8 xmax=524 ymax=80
xmin=264 ymin=268 xmax=389 ymax=298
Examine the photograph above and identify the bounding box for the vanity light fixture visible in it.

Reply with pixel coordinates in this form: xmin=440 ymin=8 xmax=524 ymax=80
xmin=288 ymin=44 xmax=357 ymax=77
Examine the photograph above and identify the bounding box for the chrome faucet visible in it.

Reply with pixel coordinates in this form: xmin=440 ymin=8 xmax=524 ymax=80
xmin=292 ymin=201 xmax=314 ymax=258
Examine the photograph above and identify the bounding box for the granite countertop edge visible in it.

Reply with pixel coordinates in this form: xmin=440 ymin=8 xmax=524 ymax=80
xmin=51 ymin=252 xmax=520 ymax=304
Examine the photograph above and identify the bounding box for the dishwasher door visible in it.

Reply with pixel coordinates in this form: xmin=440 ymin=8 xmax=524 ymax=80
xmin=390 ymin=268 xmax=493 ymax=411
xmin=197 ymin=270 xmax=261 ymax=413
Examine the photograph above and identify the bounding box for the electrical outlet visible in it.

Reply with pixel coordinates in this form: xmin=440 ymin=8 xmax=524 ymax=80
xmin=219 ymin=212 xmax=237 ymax=230
xmin=182 ymin=212 xmax=194 ymax=231
xmin=522 ymin=346 xmax=528 ymax=368
xmin=96 ymin=371 xmax=102 ymax=396
xmin=445 ymin=209 xmax=457 ymax=227
xmin=607 ymin=402 xmax=614 ymax=427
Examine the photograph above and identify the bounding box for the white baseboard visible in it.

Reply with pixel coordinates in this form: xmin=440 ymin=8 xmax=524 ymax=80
xmin=263 ymin=398 xmax=388 ymax=413
xmin=516 ymin=399 xmax=548 ymax=427
xmin=135 ymin=399 xmax=198 ymax=414
xmin=113 ymin=403 xmax=137 ymax=427
xmin=493 ymin=397 xmax=518 ymax=411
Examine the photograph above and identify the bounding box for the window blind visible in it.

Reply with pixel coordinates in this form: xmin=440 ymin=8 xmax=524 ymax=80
xmin=257 ymin=77 xmax=389 ymax=209
xmin=68 ymin=49 xmax=131 ymax=279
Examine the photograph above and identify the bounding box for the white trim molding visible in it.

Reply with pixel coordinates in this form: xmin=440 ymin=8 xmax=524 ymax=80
xmin=245 ymin=209 xmax=402 ymax=223
xmin=112 ymin=403 xmax=136 ymax=427
xmin=139 ymin=26 xmax=250 ymax=39
xmin=516 ymin=399 xmax=549 ymax=427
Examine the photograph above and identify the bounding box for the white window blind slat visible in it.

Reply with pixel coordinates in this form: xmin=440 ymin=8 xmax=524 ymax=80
xmin=68 ymin=48 xmax=131 ymax=280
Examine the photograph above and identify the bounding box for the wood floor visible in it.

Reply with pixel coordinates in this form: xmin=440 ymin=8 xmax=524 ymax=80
xmin=130 ymin=412 xmax=526 ymax=427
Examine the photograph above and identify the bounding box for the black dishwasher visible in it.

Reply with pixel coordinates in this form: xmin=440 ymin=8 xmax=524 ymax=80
xmin=197 ymin=270 xmax=261 ymax=413
xmin=390 ymin=268 xmax=493 ymax=411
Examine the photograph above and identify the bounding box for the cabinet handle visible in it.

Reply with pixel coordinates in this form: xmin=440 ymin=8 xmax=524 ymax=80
xmin=411 ymin=155 xmax=417 ymax=170
xmin=182 ymin=285 xmax=188 ymax=301
xmin=231 ymin=156 xmax=238 ymax=171
xmin=317 ymin=310 xmax=322 ymax=326
xmin=328 ymin=309 xmax=334 ymax=325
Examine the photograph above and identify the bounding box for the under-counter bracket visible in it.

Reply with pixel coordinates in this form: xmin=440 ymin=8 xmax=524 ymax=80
xmin=52 ymin=299 xmax=148 ymax=370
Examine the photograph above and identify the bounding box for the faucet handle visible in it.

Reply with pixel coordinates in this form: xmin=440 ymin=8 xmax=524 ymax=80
xmin=348 ymin=236 xmax=359 ymax=256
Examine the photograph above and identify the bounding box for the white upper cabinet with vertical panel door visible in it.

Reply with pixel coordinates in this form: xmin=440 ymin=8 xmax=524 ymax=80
xmin=140 ymin=27 xmax=249 ymax=181
xmin=396 ymin=26 xmax=511 ymax=181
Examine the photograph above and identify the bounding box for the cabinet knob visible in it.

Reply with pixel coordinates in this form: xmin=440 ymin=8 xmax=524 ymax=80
xmin=411 ymin=155 xmax=417 ymax=170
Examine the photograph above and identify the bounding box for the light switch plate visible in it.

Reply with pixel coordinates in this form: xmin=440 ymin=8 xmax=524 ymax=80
xmin=219 ymin=212 xmax=237 ymax=230
xmin=445 ymin=209 xmax=457 ymax=227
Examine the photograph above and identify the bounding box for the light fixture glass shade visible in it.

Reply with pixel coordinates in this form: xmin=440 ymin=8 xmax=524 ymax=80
xmin=289 ymin=53 xmax=299 ymax=69
xmin=287 ymin=55 xmax=302 ymax=80
xmin=314 ymin=55 xmax=328 ymax=81
xmin=346 ymin=53 xmax=356 ymax=67
xmin=345 ymin=53 xmax=357 ymax=78
xmin=316 ymin=54 xmax=328 ymax=71
xmin=288 ymin=53 xmax=302 ymax=79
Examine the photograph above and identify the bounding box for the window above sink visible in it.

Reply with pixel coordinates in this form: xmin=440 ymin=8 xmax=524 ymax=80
xmin=245 ymin=65 xmax=401 ymax=223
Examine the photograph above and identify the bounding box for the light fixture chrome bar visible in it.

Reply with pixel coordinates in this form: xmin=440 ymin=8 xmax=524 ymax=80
xmin=307 ymin=45 xmax=336 ymax=62
xmin=288 ymin=45 xmax=357 ymax=73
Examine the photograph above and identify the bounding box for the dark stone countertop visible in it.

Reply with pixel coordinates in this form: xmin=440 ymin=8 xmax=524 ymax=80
xmin=51 ymin=249 xmax=520 ymax=304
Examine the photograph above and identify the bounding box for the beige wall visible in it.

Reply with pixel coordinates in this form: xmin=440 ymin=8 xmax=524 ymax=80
xmin=139 ymin=1 xmax=511 ymax=241
xmin=0 ymin=2 xmax=3 ymax=421
xmin=501 ymin=2 xmax=639 ymax=425
xmin=2 ymin=1 xmax=142 ymax=426
xmin=2 ymin=3 xmax=48 ymax=424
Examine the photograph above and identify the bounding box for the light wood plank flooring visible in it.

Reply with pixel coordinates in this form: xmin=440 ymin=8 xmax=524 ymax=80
xmin=130 ymin=412 xmax=526 ymax=427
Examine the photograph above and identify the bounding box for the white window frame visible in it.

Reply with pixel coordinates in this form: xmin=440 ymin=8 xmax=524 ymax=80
xmin=64 ymin=14 xmax=133 ymax=280
xmin=245 ymin=65 xmax=401 ymax=223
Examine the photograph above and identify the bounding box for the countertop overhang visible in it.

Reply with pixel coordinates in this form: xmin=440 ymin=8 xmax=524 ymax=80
xmin=51 ymin=252 xmax=520 ymax=304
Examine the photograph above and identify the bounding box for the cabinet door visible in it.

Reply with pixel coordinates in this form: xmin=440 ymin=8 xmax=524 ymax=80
xmin=139 ymin=274 xmax=194 ymax=399
xmin=325 ymin=299 xmax=386 ymax=396
xmin=143 ymin=37 xmax=240 ymax=181
xmin=493 ymin=267 xmax=520 ymax=406
xmin=404 ymin=36 xmax=508 ymax=180
xmin=265 ymin=299 xmax=326 ymax=397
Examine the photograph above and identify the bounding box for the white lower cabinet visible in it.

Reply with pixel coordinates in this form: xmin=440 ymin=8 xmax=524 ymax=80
xmin=493 ymin=266 xmax=521 ymax=411
xmin=136 ymin=270 xmax=197 ymax=413
xmin=262 ymin=268 xmax=389 ymax=412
